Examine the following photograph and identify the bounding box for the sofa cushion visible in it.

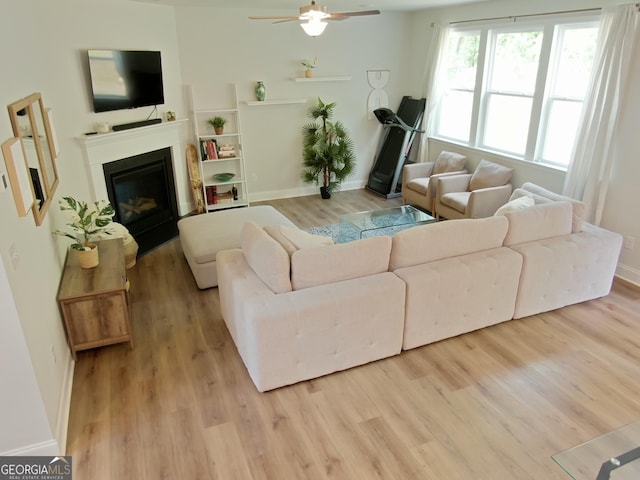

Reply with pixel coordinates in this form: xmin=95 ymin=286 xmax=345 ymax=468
xmin=440 ymin=191 xmax=471 ymax=213
xmin=389 ymin=216 xmax=509 ymax=270
xmin=494 ymin=194 xmax=535 ymax=216
xmin=502 ymin=201 xmax=573 ymax=246
xmin=241 ymin=222 xmax=292 ymax=294
xmin=518 ymin=182 xmax=585 ymax=232
xmin=263 ymin=225 xmax=298 ymax=256
xmin=279 ymin=225 xmax=334 ymax=250
xmin=290 ymin=236 xmax=392 ymax=290
xmin=432 ymin=151 xmax=467 ymax=175
xmin=469 ymin=159 xmax=514 ymax=191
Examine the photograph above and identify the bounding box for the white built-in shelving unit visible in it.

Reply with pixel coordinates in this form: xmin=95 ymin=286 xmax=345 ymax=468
xmin=189 ymin=84 xmax=249 ymax=212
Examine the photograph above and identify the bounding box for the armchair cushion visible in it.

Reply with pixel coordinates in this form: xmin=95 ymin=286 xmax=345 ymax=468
xmin=440 ymin=191 xmax=471 ymax=212
xmin=469 ymin=159 xmax=514 ymax=191
xmin=406 ymin=177 xmax=430 ymax=195
xmin=432 ymin=151 xmax=467 ymax=175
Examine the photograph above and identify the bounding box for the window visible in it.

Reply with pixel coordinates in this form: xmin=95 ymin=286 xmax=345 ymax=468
xmin=434 ymin=31 xmax=479 ymax=141
xmin=432 ymin=16 xmax=599 ymax=169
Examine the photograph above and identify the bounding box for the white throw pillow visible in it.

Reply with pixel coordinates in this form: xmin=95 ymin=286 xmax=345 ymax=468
xmin=240 ymin=222 xmax=292 ymax=294
xmin=279 ymin=225 xmax=334 ymax=250
xmin=494 ymin=195 xmax=535 ymax=216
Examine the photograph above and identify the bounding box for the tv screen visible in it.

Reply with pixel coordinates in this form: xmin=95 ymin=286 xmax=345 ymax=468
xmin=87 ymin=49 xmax=165 ymax=113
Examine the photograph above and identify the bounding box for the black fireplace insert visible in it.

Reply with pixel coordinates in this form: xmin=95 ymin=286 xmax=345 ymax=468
xmin=103 ymin=147 xmax=179 ymax=255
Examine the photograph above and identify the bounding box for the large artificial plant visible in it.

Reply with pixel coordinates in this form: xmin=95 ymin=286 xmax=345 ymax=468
xmin=301 ymin=98 xmax=355 ymax=198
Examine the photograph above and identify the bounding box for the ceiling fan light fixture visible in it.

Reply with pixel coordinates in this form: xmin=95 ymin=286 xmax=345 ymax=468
xmin=299 ymin=2 xmax=329 ymax=21
xmin=300 ymin=19 xmax=327 ymax=37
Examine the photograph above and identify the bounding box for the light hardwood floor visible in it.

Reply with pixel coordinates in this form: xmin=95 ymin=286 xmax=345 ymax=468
xmin=66 ymin=189 xmax=640 ymax=479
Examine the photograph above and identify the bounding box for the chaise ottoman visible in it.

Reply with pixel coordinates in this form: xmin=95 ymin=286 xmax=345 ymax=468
xmin=178 ymin=206 xmax=296 ymax=289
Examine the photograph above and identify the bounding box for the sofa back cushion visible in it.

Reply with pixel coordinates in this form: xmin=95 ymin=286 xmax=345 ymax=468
xmin=389 ymin=216 xmax=508 ymax=270
xmin=241 ymin=222 xmax=292 ymax=294
xmin=515 ymin=182 xmax=585 ymax=232
xmin=469 ymin=159 xmax=514 ymax=191
xmin=502 ymin=201 xmax=572 ymax=246
xmin=291 ymin=236 xmax=392 ymax=290
xmin=494 ymin=194 xmax=535 ymax=216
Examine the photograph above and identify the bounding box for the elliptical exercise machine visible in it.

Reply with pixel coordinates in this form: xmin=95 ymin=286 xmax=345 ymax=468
xmin=366 ymin=96 xmax=426 ymax=198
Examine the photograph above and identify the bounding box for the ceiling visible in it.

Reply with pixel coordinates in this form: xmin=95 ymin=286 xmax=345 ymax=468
xmin=127 ymin=0 xmax=487 ymax=13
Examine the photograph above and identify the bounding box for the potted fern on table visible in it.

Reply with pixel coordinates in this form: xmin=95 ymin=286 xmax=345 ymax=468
xmin=302 ymin=98 xmax=355 ymax=199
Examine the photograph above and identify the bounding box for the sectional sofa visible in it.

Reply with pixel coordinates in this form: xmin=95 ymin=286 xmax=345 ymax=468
xmin=214 ymin=185 xmax=622 ymax=392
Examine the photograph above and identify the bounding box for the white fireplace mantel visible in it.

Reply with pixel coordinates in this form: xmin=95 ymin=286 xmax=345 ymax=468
xmin=77 ymin=119 xmax=191 ymax=216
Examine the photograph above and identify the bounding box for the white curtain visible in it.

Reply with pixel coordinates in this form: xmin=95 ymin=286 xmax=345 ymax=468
xmin=416 ymin=23 xmax=449 ymax=162
xmin=562 ymin=4 xmax=638 ymax=225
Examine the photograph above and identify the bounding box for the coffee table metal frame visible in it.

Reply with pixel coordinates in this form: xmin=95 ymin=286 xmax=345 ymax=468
xmin=552 ymin=419 xmax=640 ymax=480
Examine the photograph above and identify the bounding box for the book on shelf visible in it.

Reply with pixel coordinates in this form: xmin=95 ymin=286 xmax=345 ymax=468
xmin=200 ymin=139 xmax=219 ymax=160
xmin=205 ymin=185 xmax=217 ymax=204
xmin=216 ymin=191 xmax=234 ymax=205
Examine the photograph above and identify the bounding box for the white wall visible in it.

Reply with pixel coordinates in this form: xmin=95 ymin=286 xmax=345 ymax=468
xmin=408 ymin=0 xmax=640 ymax=284
xmin=0 ymin=0 xmax=66 ymax=455
xmin=0 ymin=0 xmax=186 ymax=454
xmin=175 ymin=7 xmax=414 ymax=199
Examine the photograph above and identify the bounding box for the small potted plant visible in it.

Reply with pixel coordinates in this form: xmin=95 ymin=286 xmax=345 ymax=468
xmin=302 ymin=58 xmax=316 ymax=78
xmin=208 ymin=116 xmax=226 ymax=135
xmin=54 ymin=197 xmax=115 ymax=268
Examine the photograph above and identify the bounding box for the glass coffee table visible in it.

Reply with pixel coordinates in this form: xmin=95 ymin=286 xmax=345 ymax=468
xmin=338 ymin=205 xmax=435 ymax=243
xmin=552 ymin=420 xmax=640 ymax=479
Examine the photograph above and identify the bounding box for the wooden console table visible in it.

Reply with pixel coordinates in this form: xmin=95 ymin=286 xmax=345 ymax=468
xmin=58 ymin=238 xmax=134 ymax=360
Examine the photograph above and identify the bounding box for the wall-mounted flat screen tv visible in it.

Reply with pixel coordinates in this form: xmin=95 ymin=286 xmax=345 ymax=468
xmin=87 ymin=49 xmax=164 ymax=113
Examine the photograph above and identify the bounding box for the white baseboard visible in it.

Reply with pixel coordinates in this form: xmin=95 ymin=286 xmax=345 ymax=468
xmin=55 ymin=356 xmax=75 ymax=454
xmin=616 ymin=263 xmax=640 ymax=287
xmin=248 ymin=180 xmax=366 ymax=203
xmin=1 ymin=439 xmax=60 ymax=457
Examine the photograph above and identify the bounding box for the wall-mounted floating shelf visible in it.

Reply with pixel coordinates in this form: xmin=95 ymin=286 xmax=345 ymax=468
xmin=245 ymin=99 xmax=307 ymax=106
xmin=294 ymin=76 xmax=352 ymax=82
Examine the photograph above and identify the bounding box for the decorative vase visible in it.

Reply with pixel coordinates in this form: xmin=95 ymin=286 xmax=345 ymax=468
xmin=255 ymin=81 xmax=266 ymax=101
xmin=320 ymin=186 xmax=331 ymax=199
xmin=305 ymin=69 xmax=313 ymax=78
xmin=74 ymin=243 xmax=99 ymax=269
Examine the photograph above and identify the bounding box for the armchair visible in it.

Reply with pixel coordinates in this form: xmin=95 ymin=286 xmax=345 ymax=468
xmin=435 ymin=159 xmax=514 ymax=220
xmin=402 ymin=151 xmax=467 ymax=214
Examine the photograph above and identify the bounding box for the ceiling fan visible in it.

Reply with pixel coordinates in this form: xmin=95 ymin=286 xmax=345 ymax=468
xmin=249 ymin=1 xmax=381 ymax=37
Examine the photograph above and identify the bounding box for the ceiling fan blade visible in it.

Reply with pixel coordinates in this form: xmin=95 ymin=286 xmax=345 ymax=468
xmin=330 ymin=10 xmax=381 ymax=19
xmin=273 ymin=18 xmax=302 ymax=24
xmin=249 ymin=15 xmax=300 ymax=20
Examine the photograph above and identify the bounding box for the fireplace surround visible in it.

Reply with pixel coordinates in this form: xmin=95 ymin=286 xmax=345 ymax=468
xmin=78 ymin=120 xmax=190 ymax=254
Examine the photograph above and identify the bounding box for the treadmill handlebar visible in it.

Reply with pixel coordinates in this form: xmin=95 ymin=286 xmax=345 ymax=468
xmin=373 ymin=108 xmax=425 ymax=134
